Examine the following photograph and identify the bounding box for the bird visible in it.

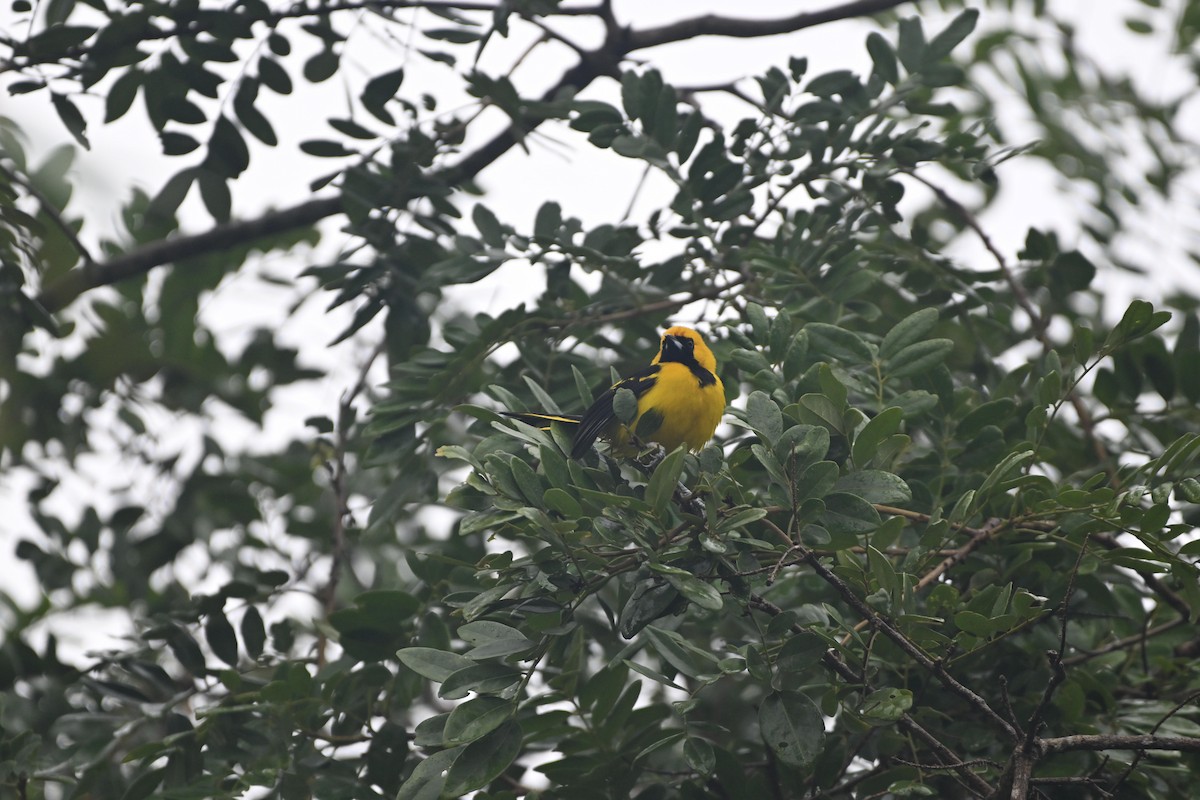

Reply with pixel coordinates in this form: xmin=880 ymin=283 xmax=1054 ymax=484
xmin=504 ymin=326 xmax=726 ymax=459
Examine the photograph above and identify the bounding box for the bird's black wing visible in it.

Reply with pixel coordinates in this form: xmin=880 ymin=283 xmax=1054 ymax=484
xmin=570 ymin=364 xmax=661 ymax=459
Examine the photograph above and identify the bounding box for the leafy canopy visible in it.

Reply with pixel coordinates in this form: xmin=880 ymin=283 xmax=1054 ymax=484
xmin=3 ymin=1 xmax=1200 ymax=799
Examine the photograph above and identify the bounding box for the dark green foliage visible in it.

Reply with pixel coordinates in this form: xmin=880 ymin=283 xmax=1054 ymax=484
xmin=3 ymin=2 xmax=1200 ymax=799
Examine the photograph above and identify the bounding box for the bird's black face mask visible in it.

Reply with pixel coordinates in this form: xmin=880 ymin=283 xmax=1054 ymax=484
xmin=659 ymin=335 xmax=695 ymax=365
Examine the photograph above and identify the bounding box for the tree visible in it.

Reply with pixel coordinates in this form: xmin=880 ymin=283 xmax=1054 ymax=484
xmin=3 ymin=0 xmax=1200 ymax=797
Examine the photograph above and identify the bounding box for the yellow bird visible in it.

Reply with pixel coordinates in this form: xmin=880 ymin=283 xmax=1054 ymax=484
xmin=505 ymin=326 xmax=726 ymax=459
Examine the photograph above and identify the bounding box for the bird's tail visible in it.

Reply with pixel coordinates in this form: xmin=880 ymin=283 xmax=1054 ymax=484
xmin=501 ymin=411 xmax=582 ymax=430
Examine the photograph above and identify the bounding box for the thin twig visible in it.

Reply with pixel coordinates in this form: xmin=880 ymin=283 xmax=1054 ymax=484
xmin=905 ymin=168 xmax=1116 ymax=482
xmin=761 ymin=519 xmax=1020 ymax=742
xmin=1061 ymin=618 xmax=1188 ymax=666
xmin=1108 ymin=688 xmax=1200 ymax=794
xmin=1041 ymin=734 xmax=1200 ymax=754
xmin=914 ymin=517 xmax=1006 ymax=592
xmin=0 ymin=160 xmax=95 ymax=266
xmin=748 ymin=594 xmax=994 ymax=796
xmin=1091 ymin=533 xmax=1191 ymax=619
xmin=315 ymin=336 xmax=388 ymax=667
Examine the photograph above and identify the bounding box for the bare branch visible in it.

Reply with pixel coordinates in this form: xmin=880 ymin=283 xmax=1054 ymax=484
xmin=1061 ymin=617 xmax=1188 ymax=666
xmin=749 ymin=594 xmax=994 ymax=797
xmin=1041 ymin=734 xmax=1200 ymax=754
xmin=0 ymin=161 xmax=95 ymax=267
xmin=315 ymin=337 xmax=387 ymax=667
xmin=1109 ymin=688 xmax=1200 ymax=795
xmin=628 ymin=0 xmax=913 ymax=51
xmin=761 ymin=519 xmax=1021 ymax=743
xmin=821 ymin=645 xmax=995 ymax=797
xmin=38 ymin=196 xmax=342 ymax=312
xmin=914 ymin=517 xmax=1006 ymax=591
xmin=905 ymin=168 xmax=1117 ymax=482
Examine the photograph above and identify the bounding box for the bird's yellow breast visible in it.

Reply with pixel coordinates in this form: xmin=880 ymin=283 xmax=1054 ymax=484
xmin=628 ymin=362 xmax=725 ymax=452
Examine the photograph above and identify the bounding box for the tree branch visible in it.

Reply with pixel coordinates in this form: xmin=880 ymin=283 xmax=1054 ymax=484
xmin=914 ymin=517 xmax=1006 ymax=591
xmin=627 ymin=0 xmax=913 ymax=51
xmin=38 ymin=196 xmax=342 ymax=312
xmin=750 ymin=594 xmax=995 ymax=797
xmin=0 ymin=161 xmax=95 ymax=267
xmin=34 ymin=0 xmax=914 ymax=312
xmin=1061 ymin=617 xmax=1188 ymax=666
xmin=37 ymin=51 xmax=609 ymax=313
xmin=1041 ymin=734 xmax=1200 ymax=755
xmin=761 ymin=520 xmax=1021 ymax=743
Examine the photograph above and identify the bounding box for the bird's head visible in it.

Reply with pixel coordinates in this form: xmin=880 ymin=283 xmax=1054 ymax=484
xmin=655 ymin=326 xmax=718 ymax=373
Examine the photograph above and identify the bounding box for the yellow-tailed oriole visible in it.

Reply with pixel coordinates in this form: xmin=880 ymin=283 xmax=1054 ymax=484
xmin=505 ymin=326 xmax=725 ymax=459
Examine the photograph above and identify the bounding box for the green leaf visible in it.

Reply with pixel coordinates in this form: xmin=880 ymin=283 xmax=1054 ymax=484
xmin=775 ymin=632 xmax=825 ymax=676
xmin=444 ymin=696 xmax=512 ymax=745
xmin=805 ymin=322 xmax=873 ymax=364
xmin=794 ymin=461 xmax=839 ymax=502
xmin=819 ymin=492 xmax=882 ymax=535
xmin=207 ymin=115 xmax=250 ymax=177
xmin=834 ymin=470 xmax=912 ymax=505
xmin=362 ymin=66 xmax=405 ymax=117
xmin=684 ymin=737 xmax=716 ymax=773
xmin=882 ymin=310 xmax=941 ymax=362
xmin=534 ymin=201 xmax=562 ymax=238
xmin=645 ymin=445 xmax=686 ymax=518
xmin=543 ymin=487 xmax=582 ymax=517
xmin=746 ymin=390 xmax=783 ymax=443
xmin=953 ymin=610 xmax=997 ymax=637
xmin=300 ymin=139 xmax=353 ymax=157
xmin=105 ymin=68 xmax=141 ymax=122
xmin=240 ymin=606 xmax=265 ymax=659
xmin=797 ymin=395 xmax=845 ymax=433
xmin=649 ymin=564 xmax=723 ymax=612
xmin=51 ymin=92 xmax=89 ymax=148
xmin=975 ymin=449 xmax=1034 ymax=505
xmin=197 ymin=170 xmax=231 ymax=222
xmin=397 ymin=647 xmax=475 ymax=681
xmin=1106 ymin=299 xmax=1171 ymax=347
xmin=805 ymin=69 xmax=859 ymax=98
xmin=759 ymin=691 xmax=824 ymax=769
xmin=860 ymin=687 xmax=913 ymax=725
xmin=472 ymin=203 xmax=504 ymax=245
xmin=897 ymin=17 xmax=927 ymax=72
xmin=395 ymin=748 xmax=461 ymax=800
xmin=624 ymin=659 xmax=687 ymax=691
xmin=926 ymin=9 xmax=979 ymax=60
xmin=852 ymin=407 xmax=902 ymax=465
xmin=439 ymin=663 xmax=521 ymax=699
xmin=613 ymin=387 xmax=638 ymax=424
xmin=160 ymin=131 xmax=200 ymax=156
xmin=233 ymin=79 xmax=276 ymax=146
xmin=644 ymin=625 xmax=719 ymax=679
xmin=258 ymin=56 xmax=293 ymax=94
xmin=958 ymin=399 xmax=1017 ymax=439
xmin=204 ymin=609 xmax=238 ymax=667
xmin=885 ymin=339 xmax=954 ymax=379
xmin=303 ymin=48 xmax=339 ymax=83
xmin=443 ymin=720 xmax=522 ymax=796
xmin=866 ymin=32 xmax=899 ymax=83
